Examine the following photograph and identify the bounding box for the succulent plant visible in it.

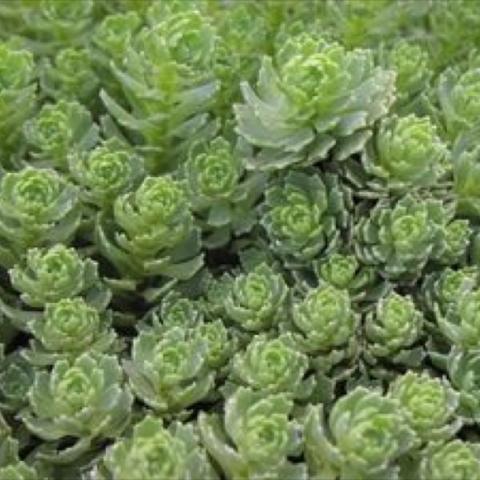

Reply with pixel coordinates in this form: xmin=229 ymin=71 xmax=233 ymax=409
xmin=360 ymin=114 xmax=449 ymax=193
xmin=419 ymin=440 xmax=480 ymax=480
xmin=104 ymin=416 xmax=217 ymax=480
xmin=125 ymin=326 xmax=214 ymax=414
xmin=224 ymin=263 xmax=288 ymax=332
xmin=261 ymin=170 xmax=348 ymax=267
xmin=304 ymin=387 xmax=416 ymax=480
xmin=96 ymin=176 xmax=203 ymax=281
xmin=389 ymin=371 xmax=461 ymax=444
xmin=69 ymin=138 xmax=144 ymax=209
xmin=21 ymin=353 xmax=132 ymax=461
xmin=292 ymin=284 xmax=358 ymax=355
xmin=199 ymin=387 xmax=306 ymax=480
xmin=365 ymin=292 xmax=424 ymax=366
xmin=231 ymin=333 xmax=312 ymax=399
xmin=0 ymin=167 xmax=81 ymax=266
xmin=23 ymin=100 xmax=99 ymax=170
xmin=355 ymin=194 xmax=454 ymax=281
xmin=235 ymin=33 xmax=395 ymax=170
xmin=9 ymin=244 xmax=110 ymax=309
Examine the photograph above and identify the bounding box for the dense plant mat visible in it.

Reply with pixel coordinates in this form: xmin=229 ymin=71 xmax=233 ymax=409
xmin=1 ymin=0 xmax=480 ymax=479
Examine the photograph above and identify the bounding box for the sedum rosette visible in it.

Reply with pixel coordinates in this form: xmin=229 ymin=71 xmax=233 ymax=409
xmin=96 ymin=175 xmax=203 ymax=281
xmin=147 ymin=290 xmax=203 ymax=331
xmin=25 ymin=298 xmax=116 ymax=366
xmin=0 ymin=351 xmax=34 ymax=413
xmin=104 ymin=416 xmax=217 ymax=480
xmin=224 ymin=263 xmax=288 ymax=332
xmin=199 ymin=387 xmax=306 ymax=480
xmin=304 ymin=387 xmax=416 ymax=480
xmin=389 ymin=371 xmax=461 ymax=444
xmin=235 ymin=33 xmax=395 ymax=170
xmin=436 ymin=286 xmax=480 ymax=349
xmin=0 ymin=42 xmax=36 ymax=161
xmin=365 ymin=292 xmax=424 ymax=365
xmin=100 ymin=8 xmax=219 ymax=171
xmin=452 ymin=138 xmax=480 ymax=218
xmin=7 ymin=0 xmax=95 ymax=54
xmin=261 ymin=170 xmax=348 ymax=267
xmin=21 ymin=353 xmax=132 ymax=461
xmin=292 ymin=284 xmax=358 ymax=355
xmin=9 ymin=244 xmax=110 ymax=309
xmin=355 ymin=194 xmax=457 ymax=281
xmin=192 ymin=319 xmax=237 ymax=371
xmin=185 ymin=136 xmax=266 ymax=247
xmin=0 ymin=167 xmax=80 ymax=266
xmin=421 ymin=266 xmax=479 ymax=315
xmin=437 ymin=66 xmax=480 ymax=142
xmin=313 ymin=252 xmax=378 ymax=301
xmin=447 ymin=349 xmax=480 ymax=423
xmin=69 ymin=138 xmax=144 ymax=209
xmin=419 ymin=440 xmax=480 ymax=480
xmin=231 ymin=333 xmax=312 ymax=399
xmin=381 ymin=40 xmax=432 ymax=106
xmin=124 ymin=326 xmax=214 ymax=414
xmin=23 ymin=99 xmax=99 ymax=170
xmin=360 ymin=114 xmax=449 ymax=193
xmin=39 ymin=47 xmax=98 ymax=104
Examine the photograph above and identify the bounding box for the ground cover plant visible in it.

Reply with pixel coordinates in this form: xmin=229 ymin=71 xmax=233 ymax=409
xmin=2 ymin=0 xmax=480 ymax=478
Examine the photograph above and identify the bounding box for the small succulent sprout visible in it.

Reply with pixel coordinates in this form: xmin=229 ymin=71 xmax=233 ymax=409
xmin=23 ymin=100 xmax=99 ymax=170
xmin=93 ymin=11 xmax=142 ymax=62
xmin=69 ymin=138 xmax=144 ymax=209
xmin=125 ymin=326 xmax=214 ymax=414
xmin=453 ymin=142 xmax=480 ymax=218
xmin=147 ymin=5 xmax=217 ymax=77
xmin=9 ymin=244 xmax=110 ymax=309
xmin=382 ymin=40 xmax=432 ymax=105
xmin=421 ymin=266 xmax=479 ymax=315
xmin=96 ymin=176 xmax=203 ymax=280
xmin=104 ymin=416 xmax=217 ymax=480
xmin=199 ymin=387 xmax=306 ymax=480
xmin=261 ymin=170 xmax=347 ymax=267
xmin=21 ymin=353 xmax=132 ymax=460
xmin=0 ymin=434 xmax=38 ymax=480
xmin=436 ymin=287 xmax=480 ymax=349
xmin=0 ymin=351 xmax=34 ymax=412
xmin=192 ymin=319 xmax=237 ymax=370
xmin=39 ymin=47 xmax=98 ymax=103
xmin=231 ymin=333 xmax=313 ymax=399
xmin=438 ymin=66 xmax=480 ymax=142
xmin=149 ymin=290 xmax=204 ymax=331
xmin=235 ymin=33 xmax=395 ymax=170
xmin=25 ymin=298 xmax=116 ymax=365
xmin=432 ymin=219 xmax=471 ymax=266
xmin=0 ymin=42 xmax=36 ymax=156
xmin=224 ymin=263 xmax=288 ymax=332
xmin=292 ymin=284 xmax=358 ymax=354
xmin=419 ymin=440 xmax=480 ymax=480
xmin=365 ymin=292 xmax=424 ymax=364
xmin=314 ymin=252 xmax=378 ymax=300
xmin=0 ymin=167 xmax=81 ymax=265
xmin=361 ymin=114 xmax=449 ymax=193
xmin=304 ymin=387 xmax=416 ymax=480
xmin=185 ymin=136 xmax=266 ymax=248
xmin=448 ymin=349 xmax=480 ymax=423
xmin=187 ymin=137 xmax=243 ymax=204
xmin=355 ymin=194 xmax=451 ymax=281
xmin=389 ymin=371 xmax=461 ymax=444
